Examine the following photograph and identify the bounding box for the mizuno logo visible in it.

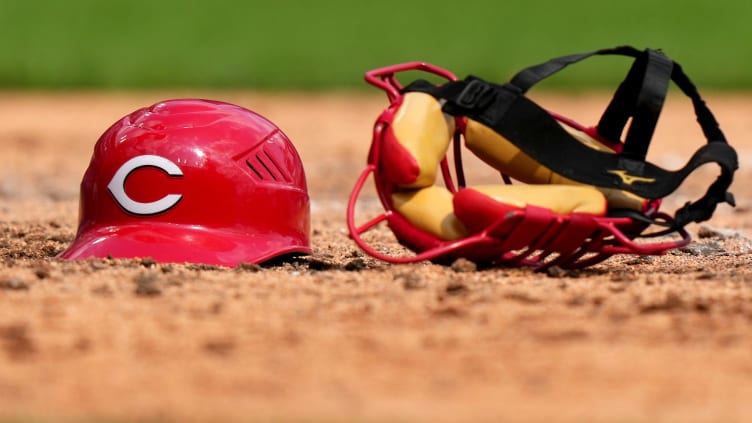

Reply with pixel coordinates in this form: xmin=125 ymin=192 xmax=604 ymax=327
xmin=607 ymin=170 xmax=656 ymax=185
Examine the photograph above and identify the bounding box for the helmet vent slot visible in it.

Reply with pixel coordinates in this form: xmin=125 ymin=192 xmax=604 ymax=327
xmin=256 ymin=153 xmax=278 ymax=181
xmin=245 ymin=160 xmax=264 ymax=180
xmin=245 ymin=149 xmax=291 ymax=183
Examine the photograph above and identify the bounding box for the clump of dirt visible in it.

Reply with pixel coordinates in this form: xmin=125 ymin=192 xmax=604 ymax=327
xmin=0 ymin=323 xmax=36 ymax=360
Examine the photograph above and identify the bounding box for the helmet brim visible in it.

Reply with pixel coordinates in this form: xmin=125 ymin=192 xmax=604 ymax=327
xmin=58 ymin=223 xmax=311 ymax=267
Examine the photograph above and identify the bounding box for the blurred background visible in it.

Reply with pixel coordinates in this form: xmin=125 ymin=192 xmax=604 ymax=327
xmin=1 ymin=0 xmax=751 ymax=91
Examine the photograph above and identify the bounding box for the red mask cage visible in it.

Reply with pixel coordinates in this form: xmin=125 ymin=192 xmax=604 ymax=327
xmin=347 ymin=62 xmax=690 ymax=270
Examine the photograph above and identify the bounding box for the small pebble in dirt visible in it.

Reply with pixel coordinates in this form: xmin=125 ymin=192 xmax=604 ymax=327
xmin=545 ymin=265 xmax=577 ymax=278
xmin=395 ymin=272 xmax=423 ymax=290
xmin=697 ymin=225 xmax=744 ymax=240
xmin=344 ymin=258 xmax=366 ymax=271
xmin=450 ymin=258 xmax=477 ymax=273
xmin=445 ymin=281 xmax=468 ymax=296
xmin=545 ymin=266 xmax=565 ymax=277
xmin=306 ymin=256 xmax=339 ymax=271
xmin=203 ymin=338 xmax=235 ymax=356
xmin=623 ymin=256 xmax=654 ymax=266
xmin=140 ymin=257 xmax=157 ymax=268
xmin=639 ymin=291 xmax=684 ymax=314
xmin=678 ymin=241 xmax=728 ymax=256
xmin=89 ymin=260 xmax=109 ymax=271
xmin=608 ymin=283 xmax=627 ymax=293
xmin=235 ymin=262 xmax=262 ymax=272
xmin=209 ymin=302 xmax=223 ymax=315
xmin=73 ymin=337 xmax=92 ymax=352
xmin=0 ymin=277 xmax=29 ymax=290
xmin=693 ymin=298 xmax=712 ymax=313
xmin=696 ymin=272 xmax=717 ymax=280
xmin=187 ymin=263 xmax=222 ymax=271
xmin=610 ymin=272 xmax=637 ymax=282
xmin=133 ymin=272 xmax=161 ymax=296
xmin=503 ymin=289 xmax=542 ymax=304
xmin=0 ymin=323 xmax=36 ymax=359
xmin=33 ymin=265 xmax=51 ymax=279
xmin=91 ymin=284 xmax=114 ymax=297
xmin=432 ymin=305 xmax=466 ymax=318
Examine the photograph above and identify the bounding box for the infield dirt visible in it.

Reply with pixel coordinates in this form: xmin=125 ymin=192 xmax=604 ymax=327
xmin=0 ymin=91 xmax=751 ymax=423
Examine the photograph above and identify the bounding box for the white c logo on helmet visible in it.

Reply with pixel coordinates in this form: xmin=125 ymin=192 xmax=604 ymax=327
xmin=107 ymin=155 xmax=184 ymax=215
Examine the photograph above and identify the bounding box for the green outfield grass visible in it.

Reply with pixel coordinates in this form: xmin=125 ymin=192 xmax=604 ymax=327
xmin=1 ymin=0 xmax=751 ymax=90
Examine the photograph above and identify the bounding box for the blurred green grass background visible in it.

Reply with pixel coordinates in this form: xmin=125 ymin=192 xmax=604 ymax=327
xmin=1 ymin=0 xmax=751 ymax=90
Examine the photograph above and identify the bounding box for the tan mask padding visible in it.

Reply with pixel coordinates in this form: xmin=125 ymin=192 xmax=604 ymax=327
xmin=468 ymin=184 xmax=607 ymax=216
xmin=392 ymin=183 xmax=606 ymax=241
xmin=464 ymin=119 xmax=647 ymax=210
xmin=392 ymin=186 xmax=468 ymax=241
xmin=390 ymin=92 xmax=455 ymax=189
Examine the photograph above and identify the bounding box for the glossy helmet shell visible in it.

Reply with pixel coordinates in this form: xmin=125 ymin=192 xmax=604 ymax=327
xmin=59 ymin=99 xmax=310 ymax=266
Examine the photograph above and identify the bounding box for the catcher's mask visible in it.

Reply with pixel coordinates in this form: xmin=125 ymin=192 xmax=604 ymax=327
xmin=60 ymin=99 xmax=311 ymax=266
xmin=347 ymin=46 xmax=738 ymax=270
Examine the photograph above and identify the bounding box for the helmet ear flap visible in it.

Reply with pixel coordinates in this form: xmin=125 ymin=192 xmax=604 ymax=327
xmin=380 ymin=92 xmax=455 ymax=188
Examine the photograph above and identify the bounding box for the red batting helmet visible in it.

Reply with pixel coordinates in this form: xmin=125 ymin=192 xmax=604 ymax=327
xmin=59 ymin=99 xmax=311 ymax=266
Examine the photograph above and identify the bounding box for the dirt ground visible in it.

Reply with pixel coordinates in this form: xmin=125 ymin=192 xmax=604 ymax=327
xmin=0 ymin=90 xmax=751 ymax=423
